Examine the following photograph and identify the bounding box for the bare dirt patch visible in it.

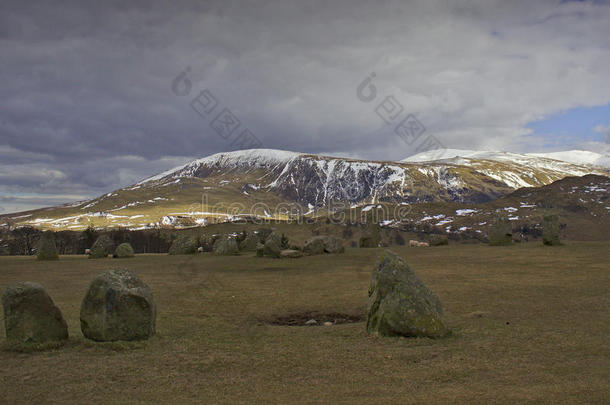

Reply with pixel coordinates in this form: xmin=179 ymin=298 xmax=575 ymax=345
xmin=264 ymin=311 xmax=365 ymax=326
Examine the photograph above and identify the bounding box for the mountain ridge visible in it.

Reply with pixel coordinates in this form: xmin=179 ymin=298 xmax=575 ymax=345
xmin=402 ymin=148 xmax=610 ymax=167
xmin=1 ymin=148 xmax=607 ymax=231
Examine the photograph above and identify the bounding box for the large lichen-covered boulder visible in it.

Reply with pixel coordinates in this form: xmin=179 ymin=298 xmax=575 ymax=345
xmin=303 ymin=236 xmax=325 ymax=255
xmin=168 ymin=235 xmax=197 ymax=255
xmin=80 ymin=269 xmax=156 ymax=341
xmin=359 ymin=235 xmax=379 ymax=248
xmin=429 ymin=234 xmax=449 ymax=246
xmin=239 ymin=232 xmax=260 ymax=251
xmin=2 ymin=282 xmax=68 ymax=344
xmin=89 ymin=234 xmax=114 ymax=259
xmin=323 ymin=235 xmax=345 ymax=254
xmin=360 ymin=222 xmax=381 ymax=248
xmin=263 ymin=233 xmax=282 ymax=258
xmin=542 ymin=214 xmax=561 ymax=246
xmin=213 ymin=237 xmax=239 ymax=255
xmin=256 ymin=242 xmax=264 ymax=257
xmin=113 ymin=242 xmax=135 ymax=258
xmin=303 ymin=235 xmax=344 ymax=255
xmin=366 ymin=251 xmax=449 ymax=338
xmin=488 ymin=215 xmax=512 ymax=246
xmin=36 ymin=231 xmax=59 ymax=260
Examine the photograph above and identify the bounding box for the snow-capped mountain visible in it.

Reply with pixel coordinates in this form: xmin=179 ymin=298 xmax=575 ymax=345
xmin=139 ymin=148 xmax=606 ymax=203
xmin=528 ymin=150 xmax=610 ymax=167
xmin=2 ymin=148 xmax=607 ymax=230
xmin=139 ymin=149 xmax=301 ymax=184
xmin=403 ymin=148 xmax=610 ymax=167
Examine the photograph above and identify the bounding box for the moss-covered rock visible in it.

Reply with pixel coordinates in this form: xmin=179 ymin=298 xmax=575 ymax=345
xmin=360 ymin=222 xmax=381 ymax=248
xmin=89 ymin=234 xmax=114 ymax=259
xmin=359 ymin=235 xmax=379 ymax=248
xmin=263 ymin=233 xmax=282 ymax=258
xmin=366 ymin=251 xmax=449 ymax=338
xmin=323 ymin=235 xmax=345 ymax=254
xmin=80 ymin=269 xmax=156 ymax=341
xmin=542 ymin=214 xmax=561 ymax=246
xmin=256 ymin=228 xmax=273 ymax=242
xmin=2 ymin=282 xmax=68 ymax=344
xmin=239 ymin=232 xmax=260 ymax=251
xmin=488 ymin=215 xmax=512 ymax=246
xmin=113 ymin=242 xmax=135 ymax=258
xmin=36 ymin=231 xmax=59 ymax=260
xmin=168 ymin=235 xmax=197 ymax=255
xmin=256 ymin=242 xmax=264 ymax=257
xmin=198 ymin=236 xmax=216 ymax=252
xmin=303 ymin=235 xmax=345 ymax=255
xmin=213 ymin=237 xmax=239 ymax=255
xmin=429 ymin=234 xmax=449 ymax=246
xmin=303 ymin=236 xmax=326 ymax=255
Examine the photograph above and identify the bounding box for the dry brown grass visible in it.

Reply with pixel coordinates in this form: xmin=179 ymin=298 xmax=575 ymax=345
xmin=1 ymin=242 xmax=609 ymax=404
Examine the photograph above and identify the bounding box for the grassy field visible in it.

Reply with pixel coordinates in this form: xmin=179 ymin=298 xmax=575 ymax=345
xmin=1 ymin=242 xmax=609 ymax=404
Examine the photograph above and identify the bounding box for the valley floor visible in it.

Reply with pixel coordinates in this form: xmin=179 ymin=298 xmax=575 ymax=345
xmin=1 ymin=243 xmax=609 ymax=404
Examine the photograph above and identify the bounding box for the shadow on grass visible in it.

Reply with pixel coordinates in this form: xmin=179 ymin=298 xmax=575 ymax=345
xmin=1 ymin=339 xmax=75 ymax=353
xmin=2 ymin=335 xmax=162 ymax=353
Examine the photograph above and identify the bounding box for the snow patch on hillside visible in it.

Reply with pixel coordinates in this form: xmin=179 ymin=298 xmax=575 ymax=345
xmin=403 ymin=148 xmax=609 ymax=168
xmin=139 ymin=149 xmax=301 ymax=184
xmin=529 ymin=150 xmax=610 ymax=167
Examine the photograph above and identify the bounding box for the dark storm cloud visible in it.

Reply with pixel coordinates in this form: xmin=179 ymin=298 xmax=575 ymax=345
xmin=1 ymin=0 xmax=610 ymax=213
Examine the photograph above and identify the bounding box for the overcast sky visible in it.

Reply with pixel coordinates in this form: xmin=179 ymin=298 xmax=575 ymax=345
xmin=1 ymin=0 xmax=610 ymax=213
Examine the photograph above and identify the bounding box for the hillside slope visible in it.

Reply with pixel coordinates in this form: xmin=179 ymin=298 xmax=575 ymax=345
xmin=403 ymin=148 xmax=610 ymax=168
xmin=374 ymin=174 xmax=609 ymax=241
xmin=1 ymin=149 xmax=607 ymax=231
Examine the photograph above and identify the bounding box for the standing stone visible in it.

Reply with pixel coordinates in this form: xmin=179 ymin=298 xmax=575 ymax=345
xmin=213 ymin=237 xmax=239 ymax=255
xmin=428 ymin=234 xmax=449 ymax=246
xmin=303 ymin=236 xmax=326 ymax=255
xmin=263 ymin=233 xmax=282 ymax=258
xmin=542 ymin=214 xmax=561 ymax=246
xmin=168 ymin=235 xmax=197 ymax=255
xmin=113 ymin=242 xmax=135 ymax=258
xmin=239 ymin=232 xmax=260 ymax=251
xmin=488 ymin=214 xmax=512 ymax=246
xmin=303 ymin=235 xmax=345 ymax=255
xmin=323 ymin=236 xmax=345 ymax=254
xmin=256 ymin=242 xmax=264 ymax=257
xmin=36 ymin=231 xmax=59 ymax=260
xmin=80 ymin=269 xmax=156 ymax=341
xmin=360 ymin=222 xmax=381 ymax=248
xmin=2 ymin=282 xmax=68 ymax=344
xmin=366 ymin=251 xmax=449 ymax=338
xmin=359 ymin=235 xmax=379 ymax=248
xmin=89 ymin=234 xmax=114 ymax=259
